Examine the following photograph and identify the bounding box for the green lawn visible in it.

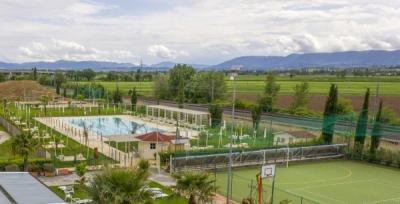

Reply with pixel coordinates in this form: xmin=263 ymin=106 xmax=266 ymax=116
xmin=215 ymin=160 xmax=400 ymax=204
xmin=77 ymin=79 xmax=400 ymax=97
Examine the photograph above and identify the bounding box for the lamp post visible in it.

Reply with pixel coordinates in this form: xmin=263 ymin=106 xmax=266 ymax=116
xmin=226 ymin=65 xmax=241 ymax=203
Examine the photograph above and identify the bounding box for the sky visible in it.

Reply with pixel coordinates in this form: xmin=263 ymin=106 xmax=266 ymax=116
xmin=0 ymin=0 xmax=400 ymax=65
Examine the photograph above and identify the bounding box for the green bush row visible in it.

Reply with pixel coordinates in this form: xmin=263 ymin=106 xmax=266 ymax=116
xmin=0 ymin=159 xmax=52 ymax=172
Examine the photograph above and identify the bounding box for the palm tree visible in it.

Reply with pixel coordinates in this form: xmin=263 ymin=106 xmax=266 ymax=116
xmin=87 ymin=167 xmax=153 ymax=204
xmin=173 ymin=171 xmax=216 ymax=204
xmin=10 ymin=132 xmax=38 ymax=171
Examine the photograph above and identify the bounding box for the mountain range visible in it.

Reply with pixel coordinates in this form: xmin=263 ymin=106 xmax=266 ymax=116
xmin=1 ymin=50 xmax=400 ymax=71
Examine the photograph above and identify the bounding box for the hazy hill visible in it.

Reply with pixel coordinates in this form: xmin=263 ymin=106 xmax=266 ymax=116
xmin=212 ymin=50 xmax=400 ymax=70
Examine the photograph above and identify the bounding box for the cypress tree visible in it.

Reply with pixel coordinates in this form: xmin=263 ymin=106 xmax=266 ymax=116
xmin=354 ymin=88 xmax=370 ymax=154
xmin=370 ymin=100 xmax=383 ymax=155
xmin=321 ymin=84 xmax=338 ymax=144
xmin=130 ymin=87 xmax=137 ymax=111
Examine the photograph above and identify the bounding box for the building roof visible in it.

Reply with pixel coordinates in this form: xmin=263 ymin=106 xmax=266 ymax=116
xmin=0 ymin=172 xmax=66 ymax=204
xmin=147 ymin=105 xmax=209 ymax=115
xmin=286 ymin=131 xmax=316 ymax=139
xmin=135 ymin=132 xmax=173 ymax=142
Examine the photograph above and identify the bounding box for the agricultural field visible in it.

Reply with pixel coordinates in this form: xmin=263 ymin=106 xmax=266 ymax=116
xmin=76 ymin=75 xmax=400 ymax=96
xmin=215 ymin=160 xmax=400 ymax=204
xmin=76 ymin=75 xmax=400 ymax=116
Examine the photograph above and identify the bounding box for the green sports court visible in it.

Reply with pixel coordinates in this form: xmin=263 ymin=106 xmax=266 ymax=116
xmin=215 ymin=160 xmax=400 ymax=204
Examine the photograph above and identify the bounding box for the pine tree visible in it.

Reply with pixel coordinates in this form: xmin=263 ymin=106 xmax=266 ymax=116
xmin=321 ymin=84 xmax=338 ymax=144
xmin=354 ymin=88 xmax=370 ymax=154
xmin=370 ymin=100 xmax=383 ymax=155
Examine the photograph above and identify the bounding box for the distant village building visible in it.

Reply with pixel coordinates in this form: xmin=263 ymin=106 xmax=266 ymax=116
xmin=274 ymin=131 xmax=316 ymax=145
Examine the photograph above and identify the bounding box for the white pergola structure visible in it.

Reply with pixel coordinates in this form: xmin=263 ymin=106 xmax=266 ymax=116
xmin=146 ymin=105 xmax=210 ymax=129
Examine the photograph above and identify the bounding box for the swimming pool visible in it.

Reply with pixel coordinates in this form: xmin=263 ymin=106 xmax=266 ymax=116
xmin=62 ymin=116 xmax=159 ymax=136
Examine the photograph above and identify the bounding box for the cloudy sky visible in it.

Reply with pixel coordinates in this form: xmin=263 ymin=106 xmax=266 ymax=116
xmin=1 ymin=0 xmax=400 ymax=65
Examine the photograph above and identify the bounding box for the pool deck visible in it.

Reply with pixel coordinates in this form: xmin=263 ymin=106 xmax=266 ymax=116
xmin=34 ymin=115 xmax=199 ymax=167
xmin=35 ymin=116 xmax=140 ymax=167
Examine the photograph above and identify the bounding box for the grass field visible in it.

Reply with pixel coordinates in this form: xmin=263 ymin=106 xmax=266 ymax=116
xmin=77 ymin=79 xmax=400 ymax=96
xmin=215 ymin=160 xmax=400 ymax=204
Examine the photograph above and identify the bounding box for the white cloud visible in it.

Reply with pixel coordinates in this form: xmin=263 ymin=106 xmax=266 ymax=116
xmin=17 ymin=39 xmax=136 ymax=62
xmin=147 ymin=44 xmax=188 ymax=59
xmin=1 ymin=0 xmax=400 ymax=64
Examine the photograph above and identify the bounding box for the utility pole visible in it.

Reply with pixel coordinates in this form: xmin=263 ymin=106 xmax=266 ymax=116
xmin=226 ymin=65 xmax=240 ymax=203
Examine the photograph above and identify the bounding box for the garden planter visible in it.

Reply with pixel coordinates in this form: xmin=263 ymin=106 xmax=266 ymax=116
xmin=44 ymin=171 xmax=55 ymax=177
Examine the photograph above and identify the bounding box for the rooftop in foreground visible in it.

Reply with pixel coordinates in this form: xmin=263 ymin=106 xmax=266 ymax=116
xmin=0 ymin=172 xmax=66 ymax=204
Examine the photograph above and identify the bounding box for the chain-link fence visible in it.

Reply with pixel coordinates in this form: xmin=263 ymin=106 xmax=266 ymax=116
xmin=170 ymin=144 xmax=346 ymax=172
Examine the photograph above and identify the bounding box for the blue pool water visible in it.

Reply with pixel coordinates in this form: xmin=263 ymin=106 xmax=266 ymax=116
xmin=62 ymin=117 xmax=159 ymax=136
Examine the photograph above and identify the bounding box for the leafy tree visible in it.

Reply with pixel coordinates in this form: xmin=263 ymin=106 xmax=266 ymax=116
xmin=11 ymin=133 xmax=38 ymax=171
xmin=186 ymin=71 xmax=226 ymax=103
xmin=76 ymin=162 xmax=87 ymax=185
xmin=380 ymin=106 xmax=398 ymax=125
xmin=82 ymin=69 xmax=96 ymax=81
xmin=130 ymin=87 xmax=138 ymax=111
xmin=88 ymin=168 xmax=152 ymax=204
xmin=251 ymin=105 xmax=262 ymax=131
xmin=209 ymin=103 xmax=223 ymax=127
xmin=370 ymin=100 xmax=383 ymax=155
xmin=177 ymin=79 xmax=185 ymax=108
xmin=0 ymin=72 xmax=5 ymax=82
xmin=290 ymin=82 xmax=310 ymax=112
xmin=38 ymin=75 xmax=51 ymax=86
xmin=321 ymin=84 xmax=338 ymax=144
xmin=106 ymin=71 xmax=119 ymax=81
xmin=173 ymin=171 xmax=216 ymax=204
xmin=260 ymin=72 xmax=280 ymax=112
xmin=153 ymin=74 xmax=169 ymax=103
xmin=336 ymin=98 xmax=354 ymax=116
xmin=168 ymin=64 xmax=195 ymax=97
xmin=54 ymin=70 xmax=65 ymax=94
xmin=354 ymin=88 xmax=370 ymax=154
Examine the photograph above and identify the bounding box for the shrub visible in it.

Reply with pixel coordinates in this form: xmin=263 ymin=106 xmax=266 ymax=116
xmin=5 ymin=164 xmax=20 ymax=172
xmin=28 ymin=163 xmax=41 ymax=172
xmin=43 ymin=163 xmax=55 ymax=173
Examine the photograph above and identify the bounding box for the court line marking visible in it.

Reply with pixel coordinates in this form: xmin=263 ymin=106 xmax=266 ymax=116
xmin=277 ymin=167 xmax=353 ymax=185
xmin=288 ymin=178 xmax=374 ymax=191
xmin=363 ymin=197 xmax=400 ymax=204
xmin=296 ymin=188 xmax=348 ymax=204
xmin=370 ymin=179 xmax=400 ymax=190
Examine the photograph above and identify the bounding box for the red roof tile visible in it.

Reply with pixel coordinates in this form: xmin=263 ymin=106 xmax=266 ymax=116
xmin=135 ymin=132 xmax=173 ymax=142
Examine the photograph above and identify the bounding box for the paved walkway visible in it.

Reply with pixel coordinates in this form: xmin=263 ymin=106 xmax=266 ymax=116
xmin=39 ymin=171 xmax=100 ymax=187
xmin=148 ymin=168 xmax=176 ymax=186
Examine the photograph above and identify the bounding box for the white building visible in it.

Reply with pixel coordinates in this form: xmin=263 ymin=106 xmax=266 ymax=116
xmin=274 ymin=131 xmax=317 ymax=145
